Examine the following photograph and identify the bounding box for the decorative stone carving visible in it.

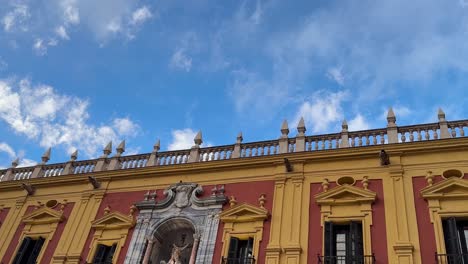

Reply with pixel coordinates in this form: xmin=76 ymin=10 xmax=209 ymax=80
xmin=126 ymin=182 xmax=227 ymax=264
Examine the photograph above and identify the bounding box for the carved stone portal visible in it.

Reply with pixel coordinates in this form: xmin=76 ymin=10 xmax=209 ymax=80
xmin=124 ymin=182 xmax=227 ymax=264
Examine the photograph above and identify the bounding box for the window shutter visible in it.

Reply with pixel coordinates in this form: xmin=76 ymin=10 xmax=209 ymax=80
xmin=227 ymin=237 xmax=240 ymax=259
xmin=104 ymin=243 xmax=117 ymax=263
xmin=324 ymin=222 xmax=335 ymax=257
xmin=93 ymin=244 xmax=108 ymax=263
xmin=27 ymin=237 xmax=45 ymax=264
xmin=443 ymin=218 xmax=461 ymax=255
xmin=350 ymin=221 xmax=363 ymax=258
xmin=247 ymin=237 xmax=254 ymax=257
xmin=12 ymin=237 xmax=32 ymax=264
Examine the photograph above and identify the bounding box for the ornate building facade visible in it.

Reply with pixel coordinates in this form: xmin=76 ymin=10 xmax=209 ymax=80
xmin=0 ymin=108 xmax=468 ymax=264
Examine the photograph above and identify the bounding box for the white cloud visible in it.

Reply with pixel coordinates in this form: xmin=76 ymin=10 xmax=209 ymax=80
xmin=327 ymin=67 xmax=345 ymax=86
xmin=33 ymin=39 xmax=47 ymax=56
xmin=55 ymin=26 xmax=70 ymax=40
xmin=0 ymin=142 xmax=15 ymax=158
xmin=0 ymin=78 xmax=140 ymax=158
xmin=170 ymin=49 xmax=192 ymax=72
xmin=293 ymin=90 xmax=349 ymax=133
xmin=2 ymin=3 xmax=30 ymax=32
xmin=348 ymin=114 xmax=370 ymax=131
xmin=113 ymin=118 xmax=139 ymax=136
xmin=130 ymin=6 xmax=152 ymax=25
xmin=168 ymin=129 xmax=197 ymax=150
xmin=60 ymin=0 xmax=80 ymax=25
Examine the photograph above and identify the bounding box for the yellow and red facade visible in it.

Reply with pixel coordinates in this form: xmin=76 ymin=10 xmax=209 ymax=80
xmin=1 ymin=114 xmax=468 ymax=264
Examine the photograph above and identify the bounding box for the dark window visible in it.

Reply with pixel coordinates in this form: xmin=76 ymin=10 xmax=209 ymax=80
xmin=93 ymin=243 xmax=117 ymax=264
xmin=323 ymin=221 xmax=364 ymax=264
xmin=440 ymin=217 xmax=468 ymax=263
xmin=223 ymin=237 xmax=255 ymax=264
xmin=12 ymin=236 xmax=45 ymax=264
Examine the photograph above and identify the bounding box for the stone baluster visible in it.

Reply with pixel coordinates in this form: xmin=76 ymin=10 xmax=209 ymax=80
xmin=295 ymin=117 xmax=306 ymax=151
xmin=108 ymin=140 xmax=125 ymax=170
xmin=339 ymin=120 xmax=350 ymax=148
xmin=451 ymin=126 xmax=457 ymax=138
xmin=62 ymin=150 xmax=78 ymax=175
xmin=417 ymin=129 xmax=422 ymax=141
xmin=4 ymin=158 xmax=19 ymax=181
xmin=146 ymin=139 xmax=160 ymax=166
xmin=31 ymin=148 xmax=51 ymax=178
xmin=95 ymin=142 xmax=112 ymax=172
xmin=386 ymin=107 xmax=398 ymax=143
xmin=279 ymin=120 xmax=290 ymax=153
xmin=438 ymin=108 xmax=450 ymax=139
xmin=188 ymin=131 xmax=202 ymax=163
xmin=459 ymin=125 xmax=465 ymax=136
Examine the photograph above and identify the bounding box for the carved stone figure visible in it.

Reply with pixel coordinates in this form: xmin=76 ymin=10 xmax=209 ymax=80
xmin=167 ymin=243 xmax=191 ymax=264
xmin=175 ymin=185 xmax=193 ymax=208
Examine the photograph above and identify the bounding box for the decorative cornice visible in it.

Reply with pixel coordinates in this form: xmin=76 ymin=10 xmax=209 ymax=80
xmin=219 ymin=202 xmax=268 ymax=223
xmin=91 ymin=211 xmax=135 ymax=230
xmin=22 ymin=207 xmax=64 ymax=225
xmin=421 ymin=177 xmax=468 ymax=199
xmin=315 ymin=184 xmax=376 ymax=205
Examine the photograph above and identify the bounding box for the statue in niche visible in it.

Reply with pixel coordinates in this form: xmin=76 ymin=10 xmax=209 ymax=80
xmin=160 ymin=233 xmax=192 ymax=264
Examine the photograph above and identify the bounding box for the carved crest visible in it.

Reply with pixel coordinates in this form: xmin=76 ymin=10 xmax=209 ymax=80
xmin=135 ymin=182 xmax=227 ymax=210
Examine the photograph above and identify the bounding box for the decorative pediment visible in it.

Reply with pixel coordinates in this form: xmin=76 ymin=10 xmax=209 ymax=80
xmin=315 ymin=185 xmax=376 ymax=205
xmin=421 ymin=177 xmax=468 ymax=199
xmin=22 ymin=207 xmax=64 ymax=225
xmin=219 ymin=203 xmax=268 ymax=223
xmin=92 ymin=211 xmax=135 ymax=230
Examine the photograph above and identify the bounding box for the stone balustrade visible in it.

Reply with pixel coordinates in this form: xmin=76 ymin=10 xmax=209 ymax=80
xmin=1 ymin=108 xmax=468 ymax=182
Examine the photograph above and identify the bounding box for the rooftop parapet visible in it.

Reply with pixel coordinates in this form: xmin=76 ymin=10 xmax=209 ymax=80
xmin=1 ymin=108 xmax=468 ymax=182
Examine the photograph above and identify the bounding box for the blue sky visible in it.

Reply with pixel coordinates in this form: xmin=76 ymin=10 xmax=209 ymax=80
xmin=1 ymin=0 xmax=468 ymax=167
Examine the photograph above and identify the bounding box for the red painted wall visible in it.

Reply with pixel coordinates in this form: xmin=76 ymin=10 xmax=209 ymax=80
xmin=211 ymin=180 xmax=275 ymax=264
xmin=80 ymin=190 xmax=147 ymax=264
xmin=308 ymin=180 xmax=388 ymax=263
xmin=412 ymin=174 xmax=468 ymax=263
xmin=1 ymin=203 xmax=74 ymax=264
xmin=0 ymin=207 xmax=10 ymax=229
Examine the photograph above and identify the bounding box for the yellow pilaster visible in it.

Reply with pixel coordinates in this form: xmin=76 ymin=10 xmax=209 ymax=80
xmin=265 ymin=165 xmax=287 ymax=264
xmin=0 ymin=197 xmax=27 ymax=259
xmin=384 ymin=162 xmax=421 ymax=264
xmin=52 ymin=190 xmax=105 ymax=264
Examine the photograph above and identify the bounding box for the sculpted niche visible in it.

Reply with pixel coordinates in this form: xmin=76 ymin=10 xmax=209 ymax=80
xmin=125 ymin=182 xmax=227 ymax=264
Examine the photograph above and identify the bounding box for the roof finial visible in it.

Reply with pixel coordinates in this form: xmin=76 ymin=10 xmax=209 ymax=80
xmin=236 ymin=132 xmax=243 ymax=144
xmin=194 ymin=131 xmax=203 ymax=147
xmin=11 ymin=158 xmax=19 ymax=168
xmin=297 ymin=117 xmax=306 ymax=136
xmin=116 ymin=140 xmax=125 ymax=157
xmin=102 ymin=141 xmax=112 ymax=158
xmin=281 ymin=120 xmax=289 ymax=138
xmin=41 ymin=148 xmax=51 ymax=164
xmin=153 ymin=139 xmax=160 ymax=152
xmin=438 ymin=108 xmax=446 ymax=122
xmin=70 ymin=150 xmax=78 ymax=161
xmin=342 ymin=119 xmax=348 ymax=132
xmin=387 ymin=107 xmax=396 ymax=127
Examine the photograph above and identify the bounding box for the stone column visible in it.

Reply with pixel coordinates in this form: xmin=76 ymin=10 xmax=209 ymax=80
xmin=142 ymin=238 xmax=155 ymax=264
xmin=189 ymin=234 xmax=201 ymax=264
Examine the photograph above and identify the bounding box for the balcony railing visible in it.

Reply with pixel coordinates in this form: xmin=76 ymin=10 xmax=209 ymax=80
xmin=317 ymin=254 xmax=376 ymax=264
xmin=1 ymin=109 xmax=467 ymax=183
xmin=435 ymin=253 xmax=468 ymax=264
xmin=221 ymin=256 xmax=256 ymax=264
